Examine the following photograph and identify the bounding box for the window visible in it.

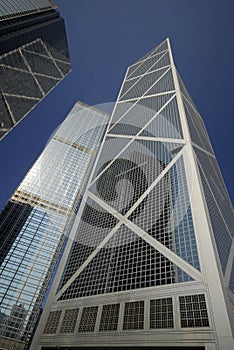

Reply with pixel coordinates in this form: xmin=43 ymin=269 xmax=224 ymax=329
xmin=123 ymin=301 xmax=144 ymax=330
xmin=43 ymin=310 xmax=61 ymax=334
xmin=179 ymin=294 xmax=209 ymax=328
xmin=78 ymin=306 xmax=98 ymax=332
xmin=60 ymin=308 xmax=79 ymax=333
xmin=150 ymin=298 xmax=174 ymax=329
xmin=99 ymin=303 xmax=120 ymax=331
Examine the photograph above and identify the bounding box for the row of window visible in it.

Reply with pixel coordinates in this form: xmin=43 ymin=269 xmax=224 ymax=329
xmin=43 ymin=294 xmax=210 ymax=335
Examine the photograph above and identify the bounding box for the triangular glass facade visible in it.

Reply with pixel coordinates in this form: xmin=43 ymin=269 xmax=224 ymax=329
xmin=59 ymin=224 xmax=193 ymax=300
xmin=55 ymin=39 xmax=200 ymax=302
xmin=34 ymin=38 xmax=234 ymax=350
xmin=0 ymin=38 xmax=71 ymax=139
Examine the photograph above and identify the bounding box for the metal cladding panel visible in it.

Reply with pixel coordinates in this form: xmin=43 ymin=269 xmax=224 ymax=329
xmin=0 ymin=0 xmax=55 ymax=20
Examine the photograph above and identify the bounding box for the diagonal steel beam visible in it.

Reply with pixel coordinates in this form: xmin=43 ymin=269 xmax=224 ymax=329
xmin=88 ymin=93 xmax=176 ymax=189
xmin=55 ymin=148 xmax=202 ymax=300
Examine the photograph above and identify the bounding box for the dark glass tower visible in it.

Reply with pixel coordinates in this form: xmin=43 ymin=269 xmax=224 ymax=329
xmin=0 ymin=0 xmax=71 ymax=140
xmin=0 ymin=101 xmax=108 ymax=349
xmin=33 ymin=38 xmax=234 ymax=350
xmin=0 ymin=201 xmax=33 ymax=266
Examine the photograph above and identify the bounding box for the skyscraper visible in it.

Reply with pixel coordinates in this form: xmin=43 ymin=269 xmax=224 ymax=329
xmin=0 ymin=101 xmax=108 ymax=349
xmin=0 ymin=0 xmax=71 ymax=140
xmin=33 ymin=38 xmax=234 ymax=350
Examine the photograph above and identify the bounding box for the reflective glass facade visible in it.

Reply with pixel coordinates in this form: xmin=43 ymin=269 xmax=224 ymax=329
xmin=35 ymin=39 xmax=234 ymax=350
xmin=0 ymin=4 xmax=70 ymax=140
xmin=0 ymin=102 xmax=108 ymax=349
xmin=57 ymin=39 xmax=199 ymax=301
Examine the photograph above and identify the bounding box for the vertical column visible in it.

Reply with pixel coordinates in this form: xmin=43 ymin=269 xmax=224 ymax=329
xmin=183 ymin=144 xmax=234 ymax=350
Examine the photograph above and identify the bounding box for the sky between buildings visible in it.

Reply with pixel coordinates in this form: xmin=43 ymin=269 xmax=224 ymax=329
xmin=0 ymin=0 xmax=233 ymax=210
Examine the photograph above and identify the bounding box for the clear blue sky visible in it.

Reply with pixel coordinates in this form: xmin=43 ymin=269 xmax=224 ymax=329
xmin=0 ymin=0 xmax=233 ymax=210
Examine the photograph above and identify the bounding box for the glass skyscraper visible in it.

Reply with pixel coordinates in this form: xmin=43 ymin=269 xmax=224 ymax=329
xmin=0 ymin=101 xmax=108 ymax=349
xmin=33 ymin=38 xmax=234 ymax=350
xmin=0 ymin=0 xmax=71 ymax=140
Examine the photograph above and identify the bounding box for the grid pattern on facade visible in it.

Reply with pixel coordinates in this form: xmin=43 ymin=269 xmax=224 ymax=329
xmin=0 ymin=103 xmax=107 ymax=345
xmin=147 ymin=52 xmax=170 ymax=73
xmin=109 ymin=47 xmax=183 ymax=143
xmin=199 ymin=166 xmax=232 ymax=273
xmin=110 ymin=94 xmax=176 ymax=135
xmin=120 ymin=66 xmax=172 ymax=102
xmin=99 ymin=304 xmax=120 ymax=331
xmin=0 ymin=303 xmax=27 ymax=342
xmin=183 ymin=98 xmax=213 ymax=154
xmin=58 ymin=199 xmax=118 ymax=291
xmin=138 ymin=39 xmax=169 ymax=62
xmin=229 ymin=299 xmax=234 ymax=317
xmin=35 ymin=37 xmax=234 ymax=348
xmin=60 ymin=308 xmax=79 ymax=333
xmin=179 ymin=294 xmax=209 ymax=328
xmin=119 ymin=77 xmax=139 ymax=97
xmin=126 ymin=39 xmax=168 ymax=78
xmin=177 ymin=71 xmax=200 ymax=116
xmin=130 ymin=155 xmax=200 ymax=271
xmin=145 ymin=69 xmax=174 ymax=97
xmin=139 ymin=96 xmax=183 ymax=139
xmin=228 ymin=259 xmax=234 ymax=294
xmin=0 ymin=201 xmax=32 ymax=265
xmin=109 ymin=97 xmax=182 ymax=140
xmin=59 ymin=224 xmax=193 ymax=300
xmin=126 ymin=51 xmax=170 ymax=81
xmin=12 ymin=109 xmax=106 ymax=215
xmin=110 ymin=40 xmax=180 ymax=143
xmin=56 ymin=39 xmax=203 ymax=307
xmin=43 ymin=310 xmax=61 ymax=334
xmin=41 ymin=294 xmax=212 ymax=338
xmin=78 ymin=306 xmax=98 ymax=333
xmin=176 ymin=71 xmax=199 ymax=111
xmin=150 ymin=298 xmax=174 ymax=329
xmin=58 ymin=242 xmax=95 ymax=290
xmin=0 ymin=38 xmax=70 ymax=138
xmin=127 ymin=61 xmax=144 ymax=79
xmin=89 ymin=141 xmax=182 ymax=218
xmin=123 ymin=301 xmax=144 ymax=330
xmin=174 ymin=205 xmax=200 ymax=271
xmin=0 ymin=206 xmax=67 ymax=338
xmin=195 ymin=150 xmax=233 ymax=273
xmin=88 ymin=136 xmax=132 ymax=181
xmin=195 ymin=148 xmax=233 ymax=235
xmin=0 ymin=0 xmax=55 ymax=20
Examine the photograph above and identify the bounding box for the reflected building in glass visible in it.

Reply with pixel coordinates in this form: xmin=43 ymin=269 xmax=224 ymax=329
xmin=0 ymin=0 xmax=71 ymax=140
xmin=0 ymin=101 xmax=108 ymax=349
xmin=33 ymin=38 xmax=234 ymax=350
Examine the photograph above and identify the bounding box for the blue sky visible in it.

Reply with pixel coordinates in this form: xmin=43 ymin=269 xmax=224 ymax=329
xmin=0 ymin=0 xmax=233 ymax=209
